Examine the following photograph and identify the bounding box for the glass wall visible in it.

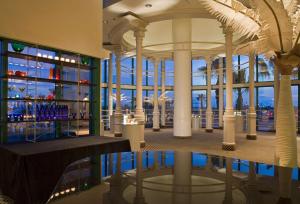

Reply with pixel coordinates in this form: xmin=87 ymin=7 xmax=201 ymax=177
xmin=100 ymin=54 xmax=300 ymax=134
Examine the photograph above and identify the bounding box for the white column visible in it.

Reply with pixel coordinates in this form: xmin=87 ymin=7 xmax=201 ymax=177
xmin=114 ymin=50 xmax=123 ymax=137
xmin=108 ymin=53 xmax=114 ymax=129
xmin=206 ymin=57 xmax=213 ymax=132
xmin=161 ymin=60 xmax=166 ymax=126
xmin=173 ymin=18 xmax=192 ymax=138
xmin=222 ymin=26 xmax=236 ymax=151
xmin=275 ymin=69 xmax=297 ymax=167
xmin=247 ymin=51 xmax=257 ymax=140
xmin=274 ymin=64 xmax=280 ymax=129
xmin=134 ymin=29 xmax=146 ymax=122
xmin=173 ymin=152 xmax=191 ymax=204
xmin=218 ymin=57 xmax=224 ymax=129
xmin=153 ymin=58 xmax=160 ymax=131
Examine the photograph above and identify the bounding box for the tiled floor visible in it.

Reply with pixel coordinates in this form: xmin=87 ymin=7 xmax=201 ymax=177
xmin=141 ymin=128 xmax=300 ymax=167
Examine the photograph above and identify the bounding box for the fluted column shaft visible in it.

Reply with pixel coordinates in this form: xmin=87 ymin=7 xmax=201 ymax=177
xmin=153 ymin=59 xmax=160 ymax=131
xmin=275 ymin=67 xmax=297 ymax=167
xmin=274 ymin=64 xmax=280 ymax=129
xmin=161 ymin=60 xmax=166 ymax=126
xmin=247 ymin=51 xmax=257 ymax=139
xmin=222 ymin=26 xmax=236 ymax=151
xmin=206 ymin=57 xmax=213 ymax=132
xmin=134 ymin=30 xmax=146 ymax=121
xmin=218 ymin=58 xmax=224 ymax=128
xmin=108 ymin=53 xmax=114 ymax=129
xmin=114 ymin=50 xmax=123 ymax=136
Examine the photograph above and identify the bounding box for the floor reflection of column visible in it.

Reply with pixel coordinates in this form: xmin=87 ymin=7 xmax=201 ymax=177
xmin=247 ymin=162 xmax=259 ymax=204
xmin=154 ymin=151 xmax=159 ymax=170
xmin=91 ymin=155 xmax=102 ymax=184
xmin=134 ymin=152 xmax=146 ymax=204
xmin=223 ymin=158 xmax=233 ymax=204
xmin=107 ymin=153 xmax=123 ymax=204
xmin=109 ymin=153 xmax=113 ymax=176
xmin=173 ymin=152 xmax=192 ymax=204
xmin=161 ymin=151 xmax=166 ymax=168
xmin=278 ymin=166 xmax=293 ymax=203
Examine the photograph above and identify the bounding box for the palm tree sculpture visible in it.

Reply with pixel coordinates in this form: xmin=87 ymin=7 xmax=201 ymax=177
xmin=200 ymin=0 xmax=300 ymax=168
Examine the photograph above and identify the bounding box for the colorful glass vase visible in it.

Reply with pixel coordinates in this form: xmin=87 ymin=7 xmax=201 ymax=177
xmin=12 ymin=42 xmax=26 ymax=53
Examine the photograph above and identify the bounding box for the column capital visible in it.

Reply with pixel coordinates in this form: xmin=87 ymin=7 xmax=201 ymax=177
xmin=112 ymin=45 xmax=123 ymax=57
xmin=134 ymin=28 xmax=146 ymax=39
xmin=204 ymin=56 xmax=214 ymax=65
xmin=149 ymin=57 xmax=160 ymax=64
xmin=222 ymin=25 xmax=234 ymax=35
xmin=273 ymin=52 xmax=300 ymax=75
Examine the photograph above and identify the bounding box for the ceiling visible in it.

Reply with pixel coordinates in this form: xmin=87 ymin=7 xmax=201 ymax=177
xmin=123 ymin=18 xmax=241 ymax=52
xmin=103 ymin=0 xmax=246 ymax=56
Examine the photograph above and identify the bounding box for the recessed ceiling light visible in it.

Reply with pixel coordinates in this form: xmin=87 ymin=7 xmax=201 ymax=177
xmin=145 ymin=4 xmax=152 ymax=8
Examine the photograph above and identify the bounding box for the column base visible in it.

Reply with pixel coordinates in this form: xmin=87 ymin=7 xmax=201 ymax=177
xmin=153 ymin=128 xmax=160 ymax=132
xmin=174 ymin=135 xmax=192 ymax=138
xmin=246 ymin=134 xmax=257 ymax=140
xmin=135 ymin=111 xmax=145 ymax=122
xmin=222 ymin=143 xmax=235 ymax=151
xmin=205 ymin=129 xmax=213 ymax=133
xmin=140 ymin=141 xmax=146 ymax=148
xmin=114 ymin=132 xmax=122 ymax=137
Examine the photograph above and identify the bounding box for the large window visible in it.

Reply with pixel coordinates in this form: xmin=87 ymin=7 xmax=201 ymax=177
xmin=192 ymin=59 xmax=206 ymax=86
xmin=121 ymin=89 xmax=133 ymax=110
xmin=165 ymin=60 xmax=174 ymax=86
xmin=192 ymin=90 xmax=207 ymax=113
xmin=256 ymin=55 xmax=274 ymax=82
xmin=233 ymin=55 xmax=249 ymax=84
xmin=121 ymin=57 xmax=134 ymax=85
xmin=256 ymin=87 xmax=274 ymax=131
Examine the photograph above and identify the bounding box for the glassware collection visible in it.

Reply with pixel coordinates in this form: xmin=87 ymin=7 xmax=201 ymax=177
xmin=1 ymin=41 xmax=93 ymax=142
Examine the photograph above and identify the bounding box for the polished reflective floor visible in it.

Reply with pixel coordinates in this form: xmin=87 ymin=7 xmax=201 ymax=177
xmin=47 ymin=151 xmax=300 ymax=204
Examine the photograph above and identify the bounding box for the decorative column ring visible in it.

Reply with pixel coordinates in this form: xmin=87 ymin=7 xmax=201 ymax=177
xmin=152 ymin=57 xmax=160 ymax=131
xmin=205 ymin=56 xmax=213 ymax=133
xmin=114 ymin=47 xmax=123 ymax=137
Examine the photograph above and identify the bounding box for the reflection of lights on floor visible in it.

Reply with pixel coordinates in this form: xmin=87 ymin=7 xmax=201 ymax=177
xmin=49 ymin=187 xmax=76 ymax=201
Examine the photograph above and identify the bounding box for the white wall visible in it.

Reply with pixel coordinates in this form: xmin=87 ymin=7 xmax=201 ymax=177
xmin=0 ymin=0 xmax=104 ymax=58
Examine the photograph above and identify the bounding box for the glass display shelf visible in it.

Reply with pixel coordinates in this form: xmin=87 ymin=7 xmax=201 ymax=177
xmin=5 ymin=51 xmax=94 ymax=70
xmin=2 ymin=119 xmax=90 ymax=123
xmin=3 ymin=75 xmax=94 ymax=86
xmin=3 ymin=98 xmax=90 ymax=103
xmin=1 ymin=39 xmax=97 ymax=144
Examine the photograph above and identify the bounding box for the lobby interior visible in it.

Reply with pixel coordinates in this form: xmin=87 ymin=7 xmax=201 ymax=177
xmin=1 ymin=0 xmax=300 ymax=204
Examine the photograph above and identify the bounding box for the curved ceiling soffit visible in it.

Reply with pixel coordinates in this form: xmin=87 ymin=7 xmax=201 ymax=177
xmin=108 ymin=14 xmax=148 ymax=45
xmin=199 ymin=0 xmax=261 ymax=39
xmin=142 ymin=7 xmax=215 ymax=23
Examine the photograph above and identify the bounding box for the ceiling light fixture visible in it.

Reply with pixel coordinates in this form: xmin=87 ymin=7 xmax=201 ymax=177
xmin=145 ymin=3 xmax=152 ymax=8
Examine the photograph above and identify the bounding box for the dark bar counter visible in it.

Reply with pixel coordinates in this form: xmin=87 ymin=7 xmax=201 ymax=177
xmin=0 ymin=136 xmax=131 ymax=204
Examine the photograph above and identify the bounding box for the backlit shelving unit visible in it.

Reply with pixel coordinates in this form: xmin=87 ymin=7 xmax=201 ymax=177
xmin=0 ymin=39 xmax=101 ymax=143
